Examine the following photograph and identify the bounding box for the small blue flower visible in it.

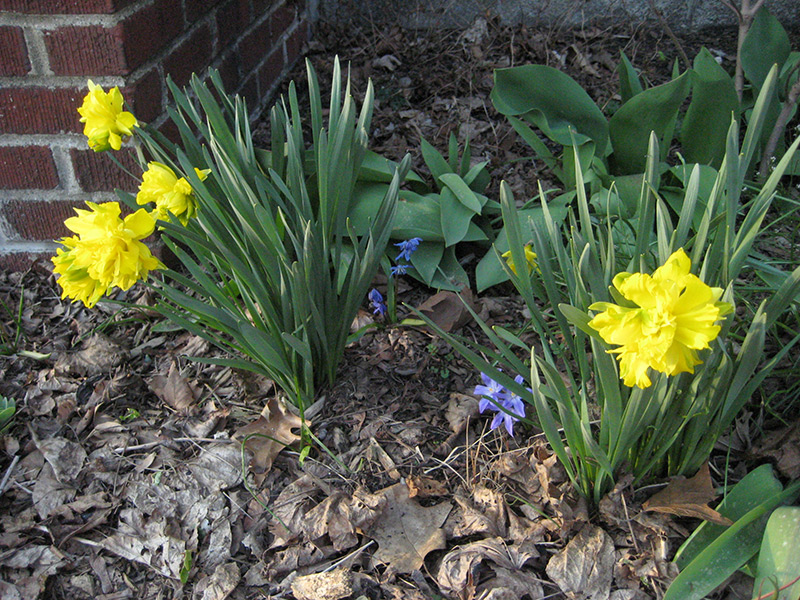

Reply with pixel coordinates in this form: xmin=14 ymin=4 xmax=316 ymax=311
xmin=390 ymin=263 xmax=410 ymax=276
xmin=394 ymin=237 xmax=423 ymax=262
xmin=368 ymin=288 xmax=387 ymax=316
xmin=475 ymin=372 xmax=505 ymax=412
xmin=477 ymin=373 xmax=528 ymax=437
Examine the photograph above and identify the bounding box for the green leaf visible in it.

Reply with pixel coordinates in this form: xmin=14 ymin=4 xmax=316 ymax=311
xmin=491 ymin=65 xmax=609 ymax=154
xmin=617 ymin=51 xmax=644 ymax=103
xmin=664 ymin=481 xmax=800 ymax=600
xmin=439 ymin=172 xmax=484 ymax=213
xmin=752 ymin=506 xmax=800 ymax=600
xmin=439 ymin=187 xmax=474 ymax=247
xmin=741 ymin=7 xmax=791 ymax=91
xmin=674 ymin=464 xmax=784 ymax=570
xmin=681 ymin=48 xmax=739 ymax=168
xmin=409 ymin=241 xmax=444 ymax=285
xmin=421 ymin=137 xmax=452 ymax=182
xmin=609 ymin=70 xmax=691 ymax=174
xmin=475 ymin=198 xmax=571 ymax=292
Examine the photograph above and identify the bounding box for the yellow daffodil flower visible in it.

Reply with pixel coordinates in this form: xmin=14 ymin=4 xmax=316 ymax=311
xmin=502 ymin=245 xmax=539 ymax=275
xmin=77 ymin=80 xmax=138 ymax=152
xmin=136 ymin=162 xmax=211 ymax=226
xmin=588 ymin=249 xmax=733 ymax=388
xmin=52 ymin=202 xmax=163 ymax=307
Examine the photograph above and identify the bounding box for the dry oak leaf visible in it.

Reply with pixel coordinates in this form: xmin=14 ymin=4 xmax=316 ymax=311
xmin=147 ymin=360 xmax=197 ymax=412
xmin=642 ymin=462 xmax=732 ymax=526
xmin=437 ymin=537 xmax=542 ymax=600
xmin=365 ymin=482 xmax=452 ymax=575
xmin=291 ymin=567 xmax=354 ymax=600
xmin=233 ymin=396 xmax=304 ymax=484
xmin=194 ymin=562 xmax=240 ymax=600
xmin=546 ymin=524 xmax=615 ymax=600
xmin=416 ymin=287 xmax=475 ymax=333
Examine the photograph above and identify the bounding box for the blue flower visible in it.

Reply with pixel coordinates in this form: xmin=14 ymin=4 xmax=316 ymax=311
xmin=477 ymin=373 xmax=528 ymax=437
xmin=368 ymin=288 xmax=387 ymax=315
xmin=390 ymin=263 xmax=410 ymax=276
xmin=394 ymin=237 xmax=423 ymax=262
xmin=474 ymin=372 xmax=505 ymax=412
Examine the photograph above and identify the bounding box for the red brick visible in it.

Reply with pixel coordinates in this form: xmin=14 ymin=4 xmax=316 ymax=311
xmin=44 ymin=25 xmax=127 ymax=76
xmin=3 ymin=199 xmax=87 ymax=241
xmin=215 ymin=52 xmax=242 ymax=93
xmin=0 ymin=252 xmax=52 ymax=272
xmin=0 ymin=146 xmax=59 ymax=190
xmin=0 ymin=87 xmax=84 ymax=135
xmin=270 ymin=3 xmax=295 ymax=40
xmin=70 ymin=148 xmax=141 ymax=193
xmin=0 ymin=0 xmax=134 ymax=14
xmin=285 ymin=20 xmax=306 ymax=65
xmin=121 ymin=0 xmax=184 ymax=71
xmin=0 ymin=26 xmax=30 ymax=76
xmin=124 ymin=68 xmax=162 ymax=123
xmin=184 ymin=0 xmax=223 ymax=23
xmin=157 ymin=119 xmax=181 ymax=145
xmin=258 ymin=48 xmax=283 ymax=95
xmin=239 ymin=18 xmax=271 ymax=73
xmin=216 ymin=0 xmax=250 ymax=50
xmin=238 ymin=73 xmax=258 ymax=109
xmin=163 ymin=23 xmax=213 ymax=87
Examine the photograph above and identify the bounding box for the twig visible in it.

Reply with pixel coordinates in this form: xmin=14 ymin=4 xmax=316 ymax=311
xmin=112 ymin=436 xmax=234 ymax=453
xmin=647 ymin=0 xmax=690 ymax=70
xmin=759 ymin=69 xmax=800 ymax=178
xmin=0 ymin=455 xmax=20 ymax=495
xmin=754 ymin=572 xmax=800 ymax=600
xmin=721 ymin=0 xmax=768 ymax=101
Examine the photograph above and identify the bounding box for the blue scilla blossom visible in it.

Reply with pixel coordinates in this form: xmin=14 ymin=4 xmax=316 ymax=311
xmin=390 ymin=263 xmax=410 ymax=276
xmin=476 ymin=373 xmax=528 ymax=437
xmin=474 ymin=372 xmax=505 ymax=412
xmin=368 ymin=288 xmax=387 ymax=315
xmin=394 ymin=237 xmax=423 ymax=262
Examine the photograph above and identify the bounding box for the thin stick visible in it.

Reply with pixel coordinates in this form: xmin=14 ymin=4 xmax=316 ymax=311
xmin=112 ymin=436 xmax=235 ymax=453
xmin=759 ymin=70 xmax=800 ymax=178
xmin=647 ymin=0 xmax=690 ymax=70
xmin=0 ymin=455 xmax=20 ymax=495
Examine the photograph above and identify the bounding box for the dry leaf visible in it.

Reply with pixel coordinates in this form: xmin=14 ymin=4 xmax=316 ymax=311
xmin=233 ymin=396 xmax=304 ymax=484
xmin=642 ymin=462 xmax=732 ymax=526
xmin=753 ymin=421 xmax=800 ymax=480
xmin=546 ymin=524 xmax=615 ymax=600
xmin=56 ymin=333 xmax=127 ymax=376
xmin=194 ymin=562 xmax=240 ymax=600
xmin=32 ymin=436 xmax=86 ymax=483
xmin=437 ymin=537 xmax=542 ymax=599
xmin=187 ymin=443 xmax=243 ymax=492
xmin=148 ymin=361 xmax=196 ymax=412
xmin=445 ymin=392 xmax=479 ymax=434
xmin=302 ymin=491 xmax=360 ymax=551
xmin=268 ymin=475 xmax=319 ymax=547
xmin=365 ymin=482 xmax=452 ymax=575
xmin=406 ymin=475 xmax=448 ymax=498
xmin=291 ymin=568 xmax=353 ymax=600
xmin=416 ymin=288 xmax=475 ymax=333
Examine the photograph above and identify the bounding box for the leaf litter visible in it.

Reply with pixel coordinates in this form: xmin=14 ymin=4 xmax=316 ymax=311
xmin=0 ymin=14 xmax=795 ymax=600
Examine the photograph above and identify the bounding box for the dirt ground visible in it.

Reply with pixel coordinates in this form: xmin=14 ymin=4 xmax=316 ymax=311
xmin=1 ymin=15 xmax=799 ymax=600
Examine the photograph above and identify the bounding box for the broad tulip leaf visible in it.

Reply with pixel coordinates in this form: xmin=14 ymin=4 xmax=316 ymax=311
xmin=439 ymin=187 xmax=474 ymax=247
xmin=752 ymin=506 xmax=800 ymax=600
xmin=617 ymin=51 xmax=644 ymax=103
xmin=609 ymin=70 xmax=691 ymax=174
xmin=741 ymin=8 xmax=790 ymax=91
xmin=491 ymin=65 xmax=609 ymax=154
xmin=681 ymin=48 xmax=739 ymax=168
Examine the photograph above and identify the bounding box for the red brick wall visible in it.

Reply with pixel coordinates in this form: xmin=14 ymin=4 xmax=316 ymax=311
xmin=0 ymin=0 xmax=310 ymax=268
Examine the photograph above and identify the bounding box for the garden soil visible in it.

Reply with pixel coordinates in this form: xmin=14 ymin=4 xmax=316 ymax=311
xmin=1 ymin=16 xmax=799 ymax=600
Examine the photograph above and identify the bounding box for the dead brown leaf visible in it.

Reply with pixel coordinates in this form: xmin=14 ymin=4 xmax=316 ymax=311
xmin=148 ymin=360 xmax=197 ymax=412
xmin=302 ymin=491 xmax=360 ymax=551
xmin=194 ymin=562 xmax=240 ymax=600
xmin=268 ymin=474 xmax=319 ymax=548
xmin=365 ymin=482 xmax=452 ymax=576
xmin=32 ymin=435 xmax=86 ymax=483
xmin=642 ymin=462 xmax=732 ymax=526
xmin=291 ymin=567 xmax=354 ymax=600
xmin=233 ymin=396 xmax=304 ymax=484
xmin=437 ymin=537 xmax=542 ymax=600
xmin=546 ymin=524 xmax=615 ymax=600
xmin=407 ymin=475 xmax=448 ymax=498
xmin=753 ymin=421 xmax=800 ymax=480
xmin=416 ymin=288 xmax=475 ymax=333
xmin=55 ymin=333 xmax=127 ymax=376
xmin=445 ymin=392 xmax=479 ymax=434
